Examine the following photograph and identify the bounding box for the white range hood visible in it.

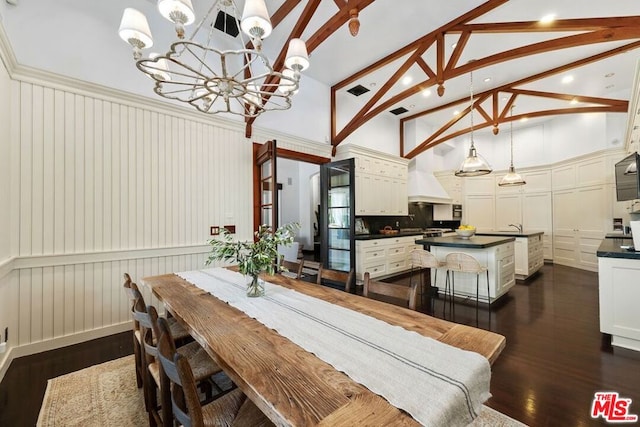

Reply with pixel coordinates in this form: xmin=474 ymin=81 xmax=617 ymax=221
xmin=407 ymin=170 xmax=453 ymax=204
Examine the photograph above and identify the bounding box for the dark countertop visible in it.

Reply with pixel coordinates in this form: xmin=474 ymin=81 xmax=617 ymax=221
xmin=597 ymin=238 xmax=640 ymax=260
xmin=605 ymin=233 xmax=633 ymax=239
xmin=476 ymin=231 xmax=544 ymax=238
xmin=415 ymin=235 xmax=515 ymax=249
xmin=355 ymin=232 xmax=424 ymax=240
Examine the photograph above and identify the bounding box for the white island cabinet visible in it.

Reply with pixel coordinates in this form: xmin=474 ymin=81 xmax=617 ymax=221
xmin=415 ymin=236 xmax=515 ymax=303
xmin=477 ymin=231 xmax=544 ymax=280
xmin=597 ymin=238 xmax=640 ymax=352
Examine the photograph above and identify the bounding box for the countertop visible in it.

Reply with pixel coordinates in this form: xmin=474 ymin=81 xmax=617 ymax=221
xmin=605 ymin=233 xmax=633 ymax=239
xmin=476 ymin=231 xmax=544 ymax=238
xmin=355 ymin=231 xmax=423 ymax=240
xmin=415 ymin=235 xmax=515 ymax=249
xmin=597 ymin=238 xmax=640 ymax=260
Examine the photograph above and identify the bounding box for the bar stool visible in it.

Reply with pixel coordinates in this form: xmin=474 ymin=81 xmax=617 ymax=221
xmin=444 ymin=252 xmax=490 ymax=320
xmin=409 ymin=249 xmax=445 ymax=311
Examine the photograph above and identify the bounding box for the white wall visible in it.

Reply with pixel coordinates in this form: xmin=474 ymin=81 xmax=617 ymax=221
xmin=277 ymin=158 xmax=301 ymax=228
xmin=0 ymin=42 xmax=12 ymax=372
xmin=0 ymin=68 xmax=256 ymax=378
xmin=435 ymin=113 xmax=627 ymax=171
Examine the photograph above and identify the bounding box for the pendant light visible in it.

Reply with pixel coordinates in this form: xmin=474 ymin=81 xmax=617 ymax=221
xmin=455 ymin=71 xmax=492 ymax=177
xmin=498 ymin=106 xmax=527 ymax=186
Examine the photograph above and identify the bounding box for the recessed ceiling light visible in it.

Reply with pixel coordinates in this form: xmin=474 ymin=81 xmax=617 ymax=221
xmin=453 ymin=110 xmax=460 ymax=116
xmin=520 ymin=117 xmax=529 ymax=122
xmin=540 ymin=14 xmax=556 ymax=24
xmin=409 ymin=104 xmax=415 ymax=109
xmin=484 ymin=77 xmax=491 ymax=83
xmin=571 ymin=98 xmax=579 ymax=105
xmin=606 ymin=84 xmax=615 ymax=89
xmin=501 ymin=97 xmax=508 ymax=101
xmin=402 ymin=76 xmax=413 ymax=85
xmin=451 ymin=42 xmax=457 ymax=49
xmin=422 ymin=89 xmax=431 ymax=97
xmin=562 ymin=75 xmax=574 ymax=84
xmin=369 ymin=82 xmax=377 ymax=87
xmin=605 ymin=73 xmax=615 ymax=78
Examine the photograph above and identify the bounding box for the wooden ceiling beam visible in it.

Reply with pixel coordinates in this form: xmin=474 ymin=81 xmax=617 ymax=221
xmin=334 ymin=25 xmax=640 ymax=145
xmin=402 ymin=40 xmax=640 ymax=123
xmin=509 ymin=88 xmax=628 ymax=107
xmin=450 ymin=16 xmax=640 ymax=33
xmin=444 ymin=31 xmax=470 ymax=73
xmin=405 ymin=105 xmax=628 ymax=158
xmin=245 ymin=0 xmax=321 ymax=133
xmin=334 ymin=42 xmax=432 ymax=147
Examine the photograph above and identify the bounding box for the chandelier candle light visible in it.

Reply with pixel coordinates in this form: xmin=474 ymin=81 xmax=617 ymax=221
xmin=498 ymin=106 xmax=527 ymax=187
xmin=455 ymin=70 xmax=493 ymax=177
xmin=118 ymin=0 xmax=310 ymax=118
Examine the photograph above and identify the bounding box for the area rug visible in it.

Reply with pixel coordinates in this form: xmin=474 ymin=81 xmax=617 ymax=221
xmin=37 ymin=355 xmax=526 ymax=426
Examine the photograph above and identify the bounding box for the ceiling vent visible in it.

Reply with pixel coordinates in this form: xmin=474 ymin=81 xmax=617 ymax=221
xmin=347 ymin=85 xmax=370 ymax=96
xmin=389 ymin=107 xmax=409 ymax=115
xmin=214 ymin=10 xmax=240 ymax=37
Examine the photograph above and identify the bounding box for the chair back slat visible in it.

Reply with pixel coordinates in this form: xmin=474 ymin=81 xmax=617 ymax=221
xmin=317 ymin=266 xmax=355 ymax=293
xmin=278 ymin=257 xmax=304 ymax=279
xmin=363 ymin=272 xmax=418 ymax=310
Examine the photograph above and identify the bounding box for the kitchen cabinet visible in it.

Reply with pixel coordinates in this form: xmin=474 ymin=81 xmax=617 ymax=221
xmin=597 ymin=240 xmax=640 ymax=352
xmin=552 ymin=185 xmax=610 ymax=271
xmin=465 ymin=195 xmax=495 ymax=231
xmin=335 ymin=145 xmax=408 ymax=216
xmin=355 ymin=235 xmax=422 ymax=281
xmin=417 ymin=237 xmax=515 ymax=302
xmin=514 ymin=235 xmax=544 ymax=279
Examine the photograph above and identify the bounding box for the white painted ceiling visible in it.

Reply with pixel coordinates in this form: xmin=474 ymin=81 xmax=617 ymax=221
xmin=1 ymin=0 xmax=639 ymax=143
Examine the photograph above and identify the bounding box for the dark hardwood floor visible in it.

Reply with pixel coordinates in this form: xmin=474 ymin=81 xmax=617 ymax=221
xmin=1 ymin=263 xmax=639 ymax=426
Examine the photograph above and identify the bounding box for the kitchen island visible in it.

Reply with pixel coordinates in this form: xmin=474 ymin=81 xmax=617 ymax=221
xmin=415 ymin=235 xmax=516 ymax=303
xmin=476 ymin=231 xmax=544 ymax=280
xmin=597 ymin=238 xmax=640 ymax=352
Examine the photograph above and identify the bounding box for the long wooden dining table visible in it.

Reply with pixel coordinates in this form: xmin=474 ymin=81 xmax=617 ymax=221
xmin=141 ymin=269 xmax=506 ymax=426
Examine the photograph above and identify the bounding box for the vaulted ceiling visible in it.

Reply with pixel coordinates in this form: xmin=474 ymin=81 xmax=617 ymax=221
xmin=2 ymin=0 xmax=639 ymax=158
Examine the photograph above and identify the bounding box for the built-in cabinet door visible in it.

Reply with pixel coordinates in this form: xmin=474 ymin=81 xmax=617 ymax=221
xmin=552 ymin=189 xmax=578 ymax=267
xmin=495 ymin=194 xmax=522 ymax=230
xmin=576 ymin=185 xmax=609 ymax=270
xmin=465 ymin=195 xmax=495 ymax=230
xmin=522 ymin=192 xmax=553 ymax=260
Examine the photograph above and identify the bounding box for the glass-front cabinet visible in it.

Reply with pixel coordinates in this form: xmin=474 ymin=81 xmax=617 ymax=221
xmin=320 ymin=159 xmax=355 ymax=275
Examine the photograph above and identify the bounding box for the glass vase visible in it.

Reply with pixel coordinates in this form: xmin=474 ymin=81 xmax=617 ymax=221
xmin=246 ymin=274 xmax=265 ymax=297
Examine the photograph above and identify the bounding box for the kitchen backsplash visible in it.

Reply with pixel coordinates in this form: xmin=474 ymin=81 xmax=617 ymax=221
xmin=357 ymin=203 xmax=460 ymax=233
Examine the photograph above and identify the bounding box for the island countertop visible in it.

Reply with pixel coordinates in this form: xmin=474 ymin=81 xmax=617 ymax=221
xmin=415 ymin=235 xmax=515 ymax=249
xmin=476 ymin=231 xmax=544 ymax=238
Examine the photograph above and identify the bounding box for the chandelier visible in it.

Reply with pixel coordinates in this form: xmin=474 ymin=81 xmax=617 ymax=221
xmin=118 ymin=0 xmax=310 ymax=118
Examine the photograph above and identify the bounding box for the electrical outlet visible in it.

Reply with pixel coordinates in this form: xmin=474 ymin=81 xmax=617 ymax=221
xmin=224 ymin=225 xmax=236 ymax=234
xmin=210 ymin=226 xmax=220 ymax=236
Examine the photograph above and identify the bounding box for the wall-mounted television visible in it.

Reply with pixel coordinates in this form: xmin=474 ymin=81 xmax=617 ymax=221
xmin=614 ymin=152 xmax=640 ymax=201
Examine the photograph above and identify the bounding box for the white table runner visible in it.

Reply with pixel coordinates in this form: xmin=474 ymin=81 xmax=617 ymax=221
xmin=177 ymin=268 xmax=491 ymax=426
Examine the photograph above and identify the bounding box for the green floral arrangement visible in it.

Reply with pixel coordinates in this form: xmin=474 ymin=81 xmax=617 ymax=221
xmin=205 ymin=223 xmax=299 ymax=295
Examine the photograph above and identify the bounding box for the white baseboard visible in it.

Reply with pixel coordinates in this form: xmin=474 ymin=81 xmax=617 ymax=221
xmin=0 ymin=322 xmax=130 ymax=383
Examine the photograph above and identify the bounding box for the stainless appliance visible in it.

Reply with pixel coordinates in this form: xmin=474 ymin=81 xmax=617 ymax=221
xmin=452 ymin=204 xmax=462 ymax=219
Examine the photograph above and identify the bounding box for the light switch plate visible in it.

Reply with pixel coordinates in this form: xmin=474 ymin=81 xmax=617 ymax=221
xmin=0 ymin=342 xmax=6 ymax=354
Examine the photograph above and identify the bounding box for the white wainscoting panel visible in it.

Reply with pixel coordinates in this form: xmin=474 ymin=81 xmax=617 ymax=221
xmin=1 ymin=74 xmax=255 ymax=376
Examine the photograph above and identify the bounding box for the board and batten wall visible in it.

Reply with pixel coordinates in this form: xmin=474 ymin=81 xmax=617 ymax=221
xmin=0 ymin=58 xmax=263 ymax=378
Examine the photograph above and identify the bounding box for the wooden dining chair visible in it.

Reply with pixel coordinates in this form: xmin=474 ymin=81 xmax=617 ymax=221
xmin=132 ymin=288 xmax=224 ymax=427
xmin=278 ymin=256 xmax=304 ymax=279
xmin=363 ymin=272 xmax=418 ymax=310
xmin=123 ymin=272 xmax=193 ymax=389
xmin=122 ymin=273 xmax=143 ymax=388
xmin=156 ymin=317 xmax=274 ymax=427
xmin=316 ymin=265 xmax=355 ymax=293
